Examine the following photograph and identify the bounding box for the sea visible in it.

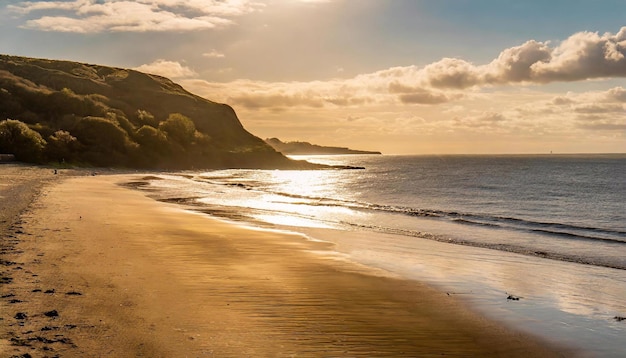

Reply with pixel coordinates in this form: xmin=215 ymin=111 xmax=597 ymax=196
xmin=131 ymin=154 xmax=626 ymax=357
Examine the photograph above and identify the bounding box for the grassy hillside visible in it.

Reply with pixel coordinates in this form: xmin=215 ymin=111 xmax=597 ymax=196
xmin=0 ymin=54 xmax=309 ymax=169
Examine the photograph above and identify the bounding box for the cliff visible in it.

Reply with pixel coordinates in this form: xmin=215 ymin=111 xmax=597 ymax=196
xmin=0 ymin=54 xmax=313 ymax=169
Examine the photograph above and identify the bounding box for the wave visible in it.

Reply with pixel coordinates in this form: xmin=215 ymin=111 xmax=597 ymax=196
xmin=334 ymin=220 xmax=626 ymax=271
xmin=134 ymin=174 xmax=626 ymax=271
xmin=446 ymin=213 xmax=626 ymax=244
xmin=199 ymin=175 xmax=626 ymax=246
xmin=353 ymin=203 xmax=626 ymax=245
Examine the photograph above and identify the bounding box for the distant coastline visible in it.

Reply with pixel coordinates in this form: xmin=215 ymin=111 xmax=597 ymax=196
xmin=265 ymin=137 xmax=381 ymax=155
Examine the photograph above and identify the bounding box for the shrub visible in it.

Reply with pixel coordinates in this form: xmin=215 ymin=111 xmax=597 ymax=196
xmin=158 ymin=113 xmax=196 ymax=145
xmin=136 ymin=109 xmax=158 ymax=127
xmin=71 ymin=116 xmax=136 ymax=166
xmin=136 ymin=125 xmax=169 ymax=154
xmin=46 ymin=130 xmax=80 ymax=163
xmin=0 ymin=119 xmax=46 ymax=162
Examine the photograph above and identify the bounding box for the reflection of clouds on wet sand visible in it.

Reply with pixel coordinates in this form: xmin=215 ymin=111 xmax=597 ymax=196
xmin=549 ymin=265 xmax=626 ymax=318
xmin=297 ymin=228 xmax=626 ymax=355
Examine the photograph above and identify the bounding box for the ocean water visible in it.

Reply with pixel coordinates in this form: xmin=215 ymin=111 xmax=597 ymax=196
xmin=132 ymin=154 xmax=626 ymax=356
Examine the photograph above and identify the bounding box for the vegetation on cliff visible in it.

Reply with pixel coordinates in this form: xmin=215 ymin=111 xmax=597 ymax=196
xmin=0 ymin=54 xmax=311 ymax=169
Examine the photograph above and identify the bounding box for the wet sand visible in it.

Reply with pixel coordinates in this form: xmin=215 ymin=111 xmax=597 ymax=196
xmin=1 ymin=170 xmax=571 ymax=357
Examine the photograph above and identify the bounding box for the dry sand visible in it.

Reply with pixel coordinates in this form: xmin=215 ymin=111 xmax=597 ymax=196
xmin=1 ymin=169 xmax=571 ymax=357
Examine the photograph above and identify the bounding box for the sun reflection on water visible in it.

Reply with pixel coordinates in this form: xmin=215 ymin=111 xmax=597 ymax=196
xmin=265 ymin=169 xmax=345 ymax=199
xmin=253 ymin=214 xmax=334 ymax=229
xmin=242 ymin=169 xmax=355 ymax=229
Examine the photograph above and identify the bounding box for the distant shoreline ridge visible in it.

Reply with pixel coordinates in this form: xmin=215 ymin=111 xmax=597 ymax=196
xmin=265 ymin=137 xmax=382 ymax=155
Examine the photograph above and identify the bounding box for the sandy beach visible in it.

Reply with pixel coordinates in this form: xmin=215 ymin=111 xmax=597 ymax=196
xmin=0 ymin=168 xmax=571 ymax=357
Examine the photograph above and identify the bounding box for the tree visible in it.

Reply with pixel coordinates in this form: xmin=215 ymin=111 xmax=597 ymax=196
xmin=136 ymin=109 xmax=158 ymax=127
xmin=0 ymin=119 xmax=46 ymax=162
xmin=107 ymin=110 xmax=135 ymax=137
xmin=136 ymin=125 xmax=169 ymax=153
xmin=46 ymin=130 xmax=80 ymax=163
xmin=158 ymin=113 xmax=196 ymax=145
xmin=73 ymin=116 xmax=131 ymax=152
xmin=71 ymin=116 xmax=136 ymax=166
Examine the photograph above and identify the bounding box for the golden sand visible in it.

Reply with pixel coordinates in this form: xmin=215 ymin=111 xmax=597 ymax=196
xmin=0 ymin=173 xmax=569 ymax=357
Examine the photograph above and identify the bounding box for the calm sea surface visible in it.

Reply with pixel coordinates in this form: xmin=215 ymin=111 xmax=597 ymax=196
xmin=134 ymin=154 xmax=626 ymax=356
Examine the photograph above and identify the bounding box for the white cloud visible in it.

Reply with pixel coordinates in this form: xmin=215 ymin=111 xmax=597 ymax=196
xmin=529 ymin=29 xmax=626 ymax=82
xmin=390 ymin=27 xmax=626 ymax=90
xmin=485 ymin=40 xmax=553 ymax=83
xmin=134 ymin=59 xmax=196 ymax=78
xmin=605 ymin=87 xmax=626 ymax=102
xmin=422 ymin=58 xmax=483 ymax=88
xmin=202 ymin=50 xmax=225 ymax=58
xmin=8 ymin=0 xmax=262 ymax=33
xmin=180 ymin=27 xmax=626 ymax=113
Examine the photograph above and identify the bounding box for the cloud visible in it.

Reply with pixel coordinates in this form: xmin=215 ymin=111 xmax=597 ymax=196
xmin=8 ymin=0 xmax=261 ymax=33
xmin=134 ymin=59 xmax=196 ymax=78
xmin=389 ymin=27 xmax=626 ymax=90
xmin=485 ymin=40 xmax=553 ymax=83
xmin=182 ymin=63 xmax=469 ymax=112
xmin=605 ymin=87 xmax=626 ymax=102
xmin=229 ymin=93 xmax=326 ymax=110
xmin=423 ymin=58 xmax=484 ymax=88
xmin=575 ymin=108 xmax=626 ymax=131
xmin=202 ymin=50 xmax=225 ymax=58
xmin=573 ymin=103 xmax=624 ymax=114
xmin=550 ymin=86 xmax=626 ymax=106
xmin=454 ymin=112 xmax=508 ymax=129
xmin=579 ymin=122 xmax=626 ymax=130
xmin=179 ymin=27 xmax=626 ymax=112
xmin=529 ymin=28 xmax=626 ymax=81
xmin=551 ymin=96 xmax=575 ymax=105
xmin=398 ymin=90 xmax=461 ymax=105
xmin=505 ymin=87 xmax=626 ymax=134
xmin=388 ymin=80 xmax=464 ymax=104
xmin=181 ymin=75 xmax=421 ymax=111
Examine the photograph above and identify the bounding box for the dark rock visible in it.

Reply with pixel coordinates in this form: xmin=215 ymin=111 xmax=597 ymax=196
xmin=44 ymin=310 xmax=59 ymax=317
xmin=10 ymin=337 xmax=32 ymax=347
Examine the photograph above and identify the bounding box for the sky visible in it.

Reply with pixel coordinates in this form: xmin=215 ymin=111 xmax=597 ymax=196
xmin=1 ymin=0 xmax=625 ymax=154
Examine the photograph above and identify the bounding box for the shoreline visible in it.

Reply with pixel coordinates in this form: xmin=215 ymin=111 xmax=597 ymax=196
xmin=1 ymin=171 xmax=571 ymax=357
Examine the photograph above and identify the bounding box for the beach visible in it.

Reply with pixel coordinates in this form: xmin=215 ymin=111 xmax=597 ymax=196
xmin=0 ymin=168 xmax=570 ymax=357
